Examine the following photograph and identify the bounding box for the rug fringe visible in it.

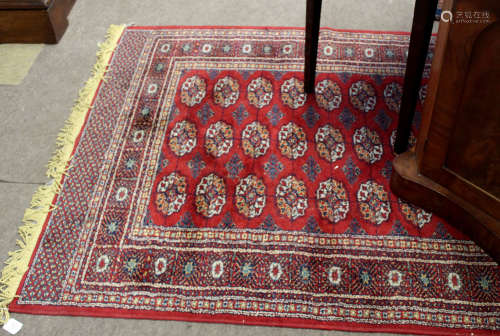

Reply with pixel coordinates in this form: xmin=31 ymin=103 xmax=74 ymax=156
xmin=0 ymin=24 xmax=126 ymax=325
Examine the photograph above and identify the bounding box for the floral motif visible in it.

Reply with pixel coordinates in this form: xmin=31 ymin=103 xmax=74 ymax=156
xmin=280 ymin=77 xmax=306 ymax=109
xmin=235 ymin=175 xmax=266 ymax=218
xmin=205 ymin=121 xmax=234 ymax=157
xmin=155 ymin=172 xmax=187 ymax=216
xmin=447 ymin=272 xmax=462 ymax=291
xmin=388 ymin=270 xmax=403 ymax=287
xmin=357 ymin=180 xmax=391 ymax=225
xmin=247 ymin=77 xmax=273 ymax=108
xmin=213 ymin=76 xmax=240 ymax=108
xmin=278 ymin=122 xmax=308 ymax=160
xmin=315 ymin=125 xmax=345 ymax=163
xmin=328 ymin=266 xmax=342 ymax=285
xmin=315 ymin=79 xmax=342 ymax=111
xmin=241 ymin=121 xmax=270 ymax=158
xmin=169 ymin=120 xmax=197 ymax=156
xmin=349 ymin=80 xmax=377 ymax=112
xmin=316 ymin=178 xmax=350 ymax=223
xmin=398 ymin=198 xmax=432 ymax=228
xmin=275 ymin=175 xmax=308 ymax=220
xmin=269 ymin=262 xmax=283 ymax=281
xmin=353 ymin=127 xmax=383 ymax=164
xmin=195 ymin=174 xmax=226 ymax=218
xmin=96 ymin=255 xmax=110 ymax=273
xmin=180 ymin=75 xmax=207 ymax=107
xmin=211 ymin=260 xmax=224 ymax=279
xmin=383 ymin=82 xmax=403 ymax=112
xmin=154 ymin=257 xmax=168 ymax=275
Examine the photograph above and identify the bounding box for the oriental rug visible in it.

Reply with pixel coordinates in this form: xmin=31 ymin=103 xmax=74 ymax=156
xmin=1 ymin=25 xmax=499 ymax=335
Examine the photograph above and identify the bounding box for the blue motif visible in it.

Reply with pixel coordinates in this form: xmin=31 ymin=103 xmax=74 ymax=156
xmin=299 ymin=265 xmax=311 ymax=283
xmin=197 ymin=104 xmax=214 ymax=125
xmin=302 ymin=106 xmax=320 ymax=128
xmin=176 ymin=212 xmax=194 ymax=228
xmin=359 ymin=269 xmax=372 ymax=286
xmin=345 ymin=219 xmax=366 ymax=235
xmin=302 ymin=156 xmax=321 ymax=182
xmin=266 ymin=105 xmax=284 ymax=126
xmin=381 ymin=161 xmax=392 ymax=179
xmin=264 ymin=154 xmax=283 ymax=180
xmin=339 ymin=107 xmax=356 ymax=130
xmin=187 ymin=153 xmax=206 ymax=178
xmin=374 ymin=109 xmax=392 ymax=130
xmin=219 ymin=213 xmax=234 ymax=229
xmin=389 ymin=220 xmax=409 ymax=236
xmin=261 ymin=215 xmax=278 ymax=231
xmin=241 ymin=262 xmax=254 ymax=278
xmin=225 ymin=153 xmax=244 ymax=178
xmin=232 ymin=105 xmax=248 ymax=125
xmin=304 ymin=216 xmax=320 ymax=233
xmin=183 ymin=260 xmax=196 ymax=277
xmin=342 ymin=156 xmax=360 ymax=184
xmin=124 ymin=257 xmax=139 ymax=275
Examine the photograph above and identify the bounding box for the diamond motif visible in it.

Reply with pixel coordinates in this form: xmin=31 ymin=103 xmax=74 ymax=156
xmin=342 ymin=156 xmax=360 ymax=184
xmin=197 ymin=104 xmax=214 ymax=125
xmin=232 ymin=105 xmax=248 ymax=125
xmin=176 ymin=212 xmax=194 ymax=228
xmin=218 ymin=213 xmax=234 ymax=229
xmin=381 ymin=161 xmax=392 ymax=179
xmin=304 ymin=216 xmax=321 ymax=233
xmin=225 ymin=153 xmax=244 ymax=179
xmin=374 ymin=109 xmax=392 ymax=131
xmin=187 ymin=153 xmax=206 ymax=178
xmin=339 ymin=107 xmax=356 ymax=130
xmin=266 ymin=105 xmax=284 ymax=126
xmin=302 ymin=106 xmax=320 ymax=128
xmin=302 ymin=156 xmax=321 ymax=182
xmin=264 ymin=154 xmax=283 ymax=180
xmin=261 ymin=214 xmax=279 ymax=231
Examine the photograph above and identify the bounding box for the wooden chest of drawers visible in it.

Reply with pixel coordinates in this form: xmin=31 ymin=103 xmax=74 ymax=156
xmin=0 ymin=0 xmax=76 ymax=43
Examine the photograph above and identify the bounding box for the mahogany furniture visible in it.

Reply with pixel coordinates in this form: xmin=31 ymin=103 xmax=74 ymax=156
xmin=0 ymin=0 xmax=76 ymax=43
xmin=391 ymin=0 xmax=500 ymax=262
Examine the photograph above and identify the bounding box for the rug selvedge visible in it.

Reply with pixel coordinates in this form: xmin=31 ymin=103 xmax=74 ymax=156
xmin=1 ymin=26 xmax=499 ymax=334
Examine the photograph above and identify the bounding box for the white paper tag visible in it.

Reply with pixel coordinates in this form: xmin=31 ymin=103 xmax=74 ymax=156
xmin=2 ymin=318 xmax=23 ymax=335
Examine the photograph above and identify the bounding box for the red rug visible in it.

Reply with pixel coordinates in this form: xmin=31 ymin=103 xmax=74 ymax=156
xmin=6 ymin=26 xmax=499 ymax=335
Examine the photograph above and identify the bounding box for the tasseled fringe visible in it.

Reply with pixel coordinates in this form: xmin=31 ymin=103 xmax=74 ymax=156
xmin=0 ymin=24 xmax=126 ymax=325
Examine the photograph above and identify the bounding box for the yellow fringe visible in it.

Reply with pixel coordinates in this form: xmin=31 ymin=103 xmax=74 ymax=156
xmin=0 ymin=24 xmax=126 ymax=325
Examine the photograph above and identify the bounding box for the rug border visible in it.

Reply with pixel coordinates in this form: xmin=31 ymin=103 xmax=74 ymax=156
xmin=3 ymin=25 xmax=490 ymax=336
xmin=0 ymin=24 xmax=126 ymax=325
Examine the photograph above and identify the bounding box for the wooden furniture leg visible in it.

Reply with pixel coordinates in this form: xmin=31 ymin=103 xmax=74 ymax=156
xmin=393 ymin=0 xmax=439 ymax=154
xmin=304 ymin=0 xmax=322 ymax=93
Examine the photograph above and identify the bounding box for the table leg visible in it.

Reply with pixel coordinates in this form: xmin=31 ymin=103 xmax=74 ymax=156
xmin=394 ymin=0 xmax=439 ymax=154
xmin=304 ymin=0 xmax=322 ymax=93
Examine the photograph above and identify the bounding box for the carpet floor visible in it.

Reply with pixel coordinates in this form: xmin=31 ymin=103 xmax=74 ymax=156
xmin=2 ymin=25 xmax=498 ymax=335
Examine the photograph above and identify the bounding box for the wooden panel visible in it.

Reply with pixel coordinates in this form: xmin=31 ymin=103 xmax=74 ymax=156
xmin=391 ymin=0 xmax=500 ymax=262
xmin=0 ymin=10 xmax=56 ymax=43
xmin=419 ymin=0 xmax=500 ymax=219
xmin=0 ymin=0 xmax=47 ymax=9
xmin=445 ymin=23 xmax=500 ymax=198
xmin=0 ymin=0 xmax=75 ymax=43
